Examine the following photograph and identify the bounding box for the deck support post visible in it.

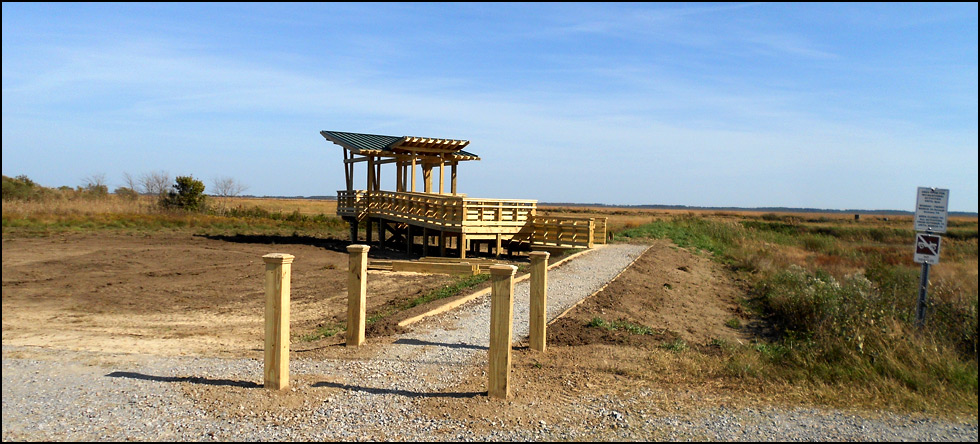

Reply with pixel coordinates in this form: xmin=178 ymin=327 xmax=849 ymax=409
xmin=348 ymin=219 xmax=358 ymax=243
xmin=459 ymin=233 xmax=467 ymax=259
xmin=529 ymin=251 xmax=550 ymax=352
xmin=439 ymin=231 xmax=446 ymax=257
xmin=488 ymin=264 xmax=517 ymax=399
xmin=405 ymin=224 xmax=412 ymax=254
xmin=263 ymin=253 xmax=294 ymax=390
xmin=346 ymin=245 xmax=370 ymax=347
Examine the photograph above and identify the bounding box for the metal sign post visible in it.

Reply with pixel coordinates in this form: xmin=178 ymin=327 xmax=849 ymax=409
xmin=912 ymin=188 xmax=948 ymax=329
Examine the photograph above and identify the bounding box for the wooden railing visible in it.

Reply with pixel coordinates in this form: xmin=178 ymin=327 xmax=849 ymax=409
xmin=337 ymin=190 xmax=368 ymax=218
xmin=528 ymin=216 xmax=608 ymax=248
xmin=336 ymin=190 xmax=536 ymax=232
xmin=337 ymin=190 xmax=605 ymax=247
xmin=461 ymin=198 xmax=536 ymax=229
xmin=371 ymin=191 xmax=465 ymax=228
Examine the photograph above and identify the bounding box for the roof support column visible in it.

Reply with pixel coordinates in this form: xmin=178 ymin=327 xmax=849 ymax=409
xmin=423 ymin=163 xmax=433 ymax=193
xmin=411 ymin=154 xmax=417 ymax=193
xmin=366 ymin=156 xmax=375 ymax=193
xmin=396 ymin=159 xmax=403 ymax=192
xmin=438 ymin=155 xmax=445 ymax=195
xmin=451 ymin=162 xmax=458 ymax=195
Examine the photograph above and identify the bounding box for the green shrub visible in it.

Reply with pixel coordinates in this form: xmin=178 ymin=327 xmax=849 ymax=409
xmin=160 ymin=176 xmax=207 ymax=211
xmin=2 ymin=175 xmax=48 ymax=201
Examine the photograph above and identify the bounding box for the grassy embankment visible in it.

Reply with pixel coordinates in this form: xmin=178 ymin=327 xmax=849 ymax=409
xmin=598 ymin=211 xmax=977 ymax=416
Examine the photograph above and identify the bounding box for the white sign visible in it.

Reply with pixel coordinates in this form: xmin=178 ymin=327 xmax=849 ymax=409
xmin=914 ymin=233 xmax=942 ymax=264
xmin=914 ymin=187 xmax=949 ymax=234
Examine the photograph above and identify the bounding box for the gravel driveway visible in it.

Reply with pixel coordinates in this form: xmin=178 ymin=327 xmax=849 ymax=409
xmin=3 ymin=244 xmax=976 ymax=441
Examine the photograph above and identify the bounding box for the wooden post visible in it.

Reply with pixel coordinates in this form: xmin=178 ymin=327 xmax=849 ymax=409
xmin=459 ymin=233 xmax=467 ymax=259
xmin=405 ymin=224 xmax=412 ymax=254
xmin=396 ymin=161 xmax=402 ymax=192
xmin=349 ymin=219 xmax=358 ymax=242
xmin=488 ymin=264 xmax=517 ymax=399
xmin=451 ymin=162 xmax=457 ymax=195
xmin=423 ymin=164 xmax=433 ymax=193
xmin=438 ymin=157 xmax=445 ymax=195
xmin=529 ymin=251 xmax=550 ymax=352
xmin=411 ymin=154 xmax=417 ymax=192
xmin=263 ymin=253 xmax=294 ymax=390
xmin=347 ymin=245 xmax=370 ymax=346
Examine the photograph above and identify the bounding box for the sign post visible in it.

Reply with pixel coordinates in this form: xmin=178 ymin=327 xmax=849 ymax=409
xmin=912 ymin=187 xmax=949 ymax=329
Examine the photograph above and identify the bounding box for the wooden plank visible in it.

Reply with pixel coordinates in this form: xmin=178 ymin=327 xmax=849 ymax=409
xmin=391 ymin=260 xmax=479 ymax=275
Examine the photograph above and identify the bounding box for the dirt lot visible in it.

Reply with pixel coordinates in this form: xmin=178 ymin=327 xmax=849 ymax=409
xmin=1 ymin=232 xmax=475 ymax=359
xmin=4 ymin=231 xmax=756 ymax=426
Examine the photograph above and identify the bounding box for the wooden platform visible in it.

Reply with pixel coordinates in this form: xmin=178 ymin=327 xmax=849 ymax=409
xmin=339 ymin=190 xmax=605 ymax=256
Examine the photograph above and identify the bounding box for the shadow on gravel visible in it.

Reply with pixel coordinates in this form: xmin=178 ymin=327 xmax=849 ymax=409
xmin=313 ymin=381 xmax=483 ymax=399
xmin=393 ymin=338 xmax=487 ymax=351
xmin=106 ymin=371 xmax=261 ymax=388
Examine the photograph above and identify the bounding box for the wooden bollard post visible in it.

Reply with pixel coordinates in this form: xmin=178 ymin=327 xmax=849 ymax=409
xmin=529 ymin=251 xmax=550 ymax=352
xmin=347 ymin=244 xmax=370 ymax=347
xmin=263 ymin=253 xmax=294 ymax=390
xmin=488 ymin=264 xmax=517 ymax=399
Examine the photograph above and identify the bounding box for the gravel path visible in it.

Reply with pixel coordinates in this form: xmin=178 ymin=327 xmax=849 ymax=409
xmin=3 ymin=244 xmax=977 ymax=441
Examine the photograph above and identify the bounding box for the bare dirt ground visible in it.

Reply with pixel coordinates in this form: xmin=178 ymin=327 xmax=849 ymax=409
xmin=5 ymin=232 xmax=977 ymax=441
xmin=5 ymin=232 xmax=751 ymax=425
xmin=1 ymin=232 xmax=471 ymax=359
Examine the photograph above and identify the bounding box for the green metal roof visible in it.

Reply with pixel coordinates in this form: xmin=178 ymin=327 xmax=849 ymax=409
xmin=320 ymin=130 xmax=479 ymax=160
xmin=320 ymin=131 xmax=402 ymax=152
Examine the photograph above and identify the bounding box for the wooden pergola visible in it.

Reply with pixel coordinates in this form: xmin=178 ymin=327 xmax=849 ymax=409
xmin=321 ymin=131 xmax=480 ymax=196
xmin=321 ymin=130 xmax=605 ymax=258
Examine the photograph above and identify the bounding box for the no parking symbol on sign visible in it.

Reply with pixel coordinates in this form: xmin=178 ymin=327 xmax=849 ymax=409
xmin=914 ymin=233 xmax=942 ymax=265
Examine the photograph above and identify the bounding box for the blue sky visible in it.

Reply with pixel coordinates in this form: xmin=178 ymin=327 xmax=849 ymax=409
xmin=3 ymin=2 xmax=977 ymax=212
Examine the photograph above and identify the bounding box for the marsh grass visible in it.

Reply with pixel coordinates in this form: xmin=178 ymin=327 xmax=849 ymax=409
xmin=614 ymin=213 xmax=978 ymax=414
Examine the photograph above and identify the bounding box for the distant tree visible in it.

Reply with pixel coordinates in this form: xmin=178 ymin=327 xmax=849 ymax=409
xmin=114 ymin=187 xmax=140 ymax=200
xmin=160 ymin=175 xmax=207 ymax=211
xmin=81 ymin=173 xmax=108 ymax=198
xmin=211 ymin=176 xmax=249 ymax=197
xmin=139 ymin=170 xmax=171 ymax=196
xmin=122 ymin=172 xmax=140 ymax=192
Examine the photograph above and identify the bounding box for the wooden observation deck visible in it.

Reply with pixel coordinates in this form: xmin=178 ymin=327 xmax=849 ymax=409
xmin=322 ymin=130 xmax=606 ymax=258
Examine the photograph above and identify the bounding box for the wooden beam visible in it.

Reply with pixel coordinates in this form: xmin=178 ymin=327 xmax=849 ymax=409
xmin=391 ymin=260 xmax=479 ymax=275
